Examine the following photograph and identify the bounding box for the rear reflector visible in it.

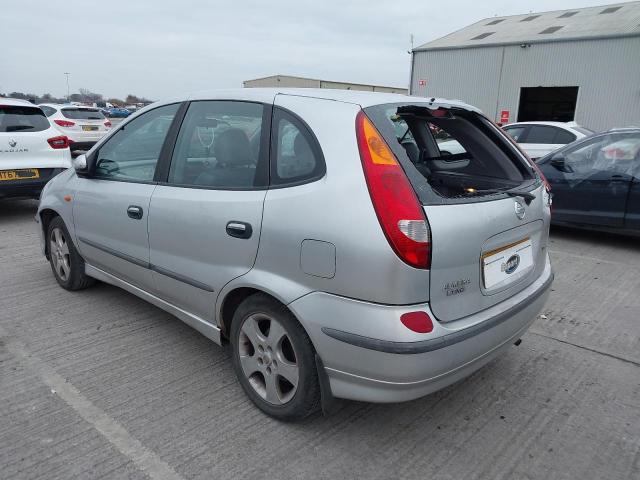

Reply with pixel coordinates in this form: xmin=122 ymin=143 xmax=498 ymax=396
xmin=400 ymin=312 xmax=433 ymax=333
xmin=356 ymin=110 xmax=431 ymax=269
xmin=47 ymin=136 xmax=70 ymax=149
xmin=54 ymin=119 xmax=75 ymax=127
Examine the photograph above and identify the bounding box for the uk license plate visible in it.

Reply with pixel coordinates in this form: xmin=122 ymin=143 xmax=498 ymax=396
xmin=482 ymin=238 xmax=534 ymax=289
xmin=0 ymin=169 xmax=40 ymax=181
xmin=82 ymin=125 xmax=98 ymax=131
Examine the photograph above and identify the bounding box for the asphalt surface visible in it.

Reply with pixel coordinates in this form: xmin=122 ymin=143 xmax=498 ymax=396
xmin=1 ymin=199 xmax=639 ymax=480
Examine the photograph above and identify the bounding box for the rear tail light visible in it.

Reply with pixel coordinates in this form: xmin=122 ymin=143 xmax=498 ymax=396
xmin=355 ymin=110 xmax=431 ymax=269
xmin=104 ymin=120 xmax=112 ymax=128
xmin=47 ymin=136 xmax=70 ymax=149
xmin=54 ymin=119 xmax=75 ymax=127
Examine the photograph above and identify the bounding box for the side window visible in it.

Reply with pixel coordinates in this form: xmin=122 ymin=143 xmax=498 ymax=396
xmin=554 ymin=129 xmax=577 ymax=144
xmin=272 ymin=109 xmax=324 ymax=184
xmin=94 ymin=103 xmax=179 ymax=182
xmin=40 ymin=106 xmax=56 ymax=117
xmin=561 ymin=134 xmax=640 ymax=181
xmin=523 ymin=125 xmax=560 ymax=144
xmin=503 ymin=126 xmax=526 ymax=142
xmin=168 ymin=101 xmax=264 ymax=188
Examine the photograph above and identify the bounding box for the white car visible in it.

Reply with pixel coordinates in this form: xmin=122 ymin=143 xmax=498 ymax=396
xmin=437 ymin=121 xmax=593 ymax=160
xmin=39 ymin=103 xmax=111 ymax=152
xmin=0 ymin=98 xmax=71 ymax=199
xmin=502 ymin=121 xmax=594 ymax=160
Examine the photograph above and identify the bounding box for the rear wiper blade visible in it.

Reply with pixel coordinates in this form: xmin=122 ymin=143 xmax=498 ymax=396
xmin=505 ymin=189 xmax=536 ymax=203
xmin=466 ymin=187 xmax=536 ymax=203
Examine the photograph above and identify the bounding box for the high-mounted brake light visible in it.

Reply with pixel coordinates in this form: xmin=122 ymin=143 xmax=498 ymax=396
xmin=356 ymin=110 xmax=431 ymax=269
xmin=47 ymin=136 xmax=70 ymax=149
xmin=54 ymin=119 xmax=75 ymax=127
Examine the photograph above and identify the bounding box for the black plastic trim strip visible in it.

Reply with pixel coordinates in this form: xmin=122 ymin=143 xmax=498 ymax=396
xmin=322 ymin=272 xmax=554 ymax=355
xmin=78 ymin=237 xmax=215 ymax=291
xmin=149 ymin=264 xmax=215 ymax=292
xmin=78 ymin=237 xmax=149 ymax=268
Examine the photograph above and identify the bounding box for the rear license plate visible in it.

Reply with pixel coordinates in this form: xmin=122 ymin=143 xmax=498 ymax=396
xmin=82 ymin=125 xmax=99 ymax=131
xmin=482 ymin=238 xmax=534 ymax=289
xmin=0 ymin=169 xmax=40 ymax=181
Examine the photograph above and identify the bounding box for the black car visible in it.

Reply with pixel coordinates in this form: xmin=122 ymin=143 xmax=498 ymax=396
xmin=536 ymin=128 xmax=640 ymax=236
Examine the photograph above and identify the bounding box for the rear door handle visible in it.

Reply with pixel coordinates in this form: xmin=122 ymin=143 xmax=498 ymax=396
xmin=226 ymin=221 xmax=252 ymax=239
xmin=127 ymin=205 xmax=144 ymax=220
xmin=610 ymin=175 xmax=627 ymax=183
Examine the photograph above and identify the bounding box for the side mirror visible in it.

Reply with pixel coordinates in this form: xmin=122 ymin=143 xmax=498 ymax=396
xmin=72 ymin=154 xmax=87 ymax=171
xmin=550 ymin=154 xmax=565 ymax=168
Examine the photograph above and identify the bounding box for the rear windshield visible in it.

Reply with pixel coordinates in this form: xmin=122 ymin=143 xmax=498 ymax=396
xmin=0 ymin=105 xmax=49 ymax=132
xmin=61 ymin=108 xmax=104 ymax=120
xmin=365 ymin=103 xmax=536 ymax=204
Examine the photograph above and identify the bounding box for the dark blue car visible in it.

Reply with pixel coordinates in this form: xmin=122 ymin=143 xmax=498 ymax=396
xmin=103 ymin=107 xmax=131 ymax=118
xmin=536 ymin=128 xmax=640 ymax=236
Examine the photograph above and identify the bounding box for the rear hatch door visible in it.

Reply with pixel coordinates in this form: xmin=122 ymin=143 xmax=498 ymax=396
xmin=365 ymin=103 xmax=551 ymax=322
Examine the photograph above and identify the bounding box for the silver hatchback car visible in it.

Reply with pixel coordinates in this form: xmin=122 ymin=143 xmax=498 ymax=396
xmin=37 ymin=89 xmax=553 ymax=421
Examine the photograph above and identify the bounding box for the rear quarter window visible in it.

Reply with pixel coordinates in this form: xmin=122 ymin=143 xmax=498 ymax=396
xmin=40 ymin=106 xmax=57 ymax=117
xmin=270 ymin=108 xmax=325 ymax=186
xmin=0 ymin=105 xmax=50 ymax=132
xmin=61 ymin=108 xmax=104 ymax=120
xmin=554 ymin=129 xmax=577 ymax=144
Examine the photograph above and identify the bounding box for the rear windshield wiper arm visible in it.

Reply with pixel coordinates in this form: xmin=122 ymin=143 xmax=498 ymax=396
xmin=469 ymin=187 xmax=536 ymax=203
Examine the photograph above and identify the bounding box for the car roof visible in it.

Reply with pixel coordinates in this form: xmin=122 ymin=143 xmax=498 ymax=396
xmin=38 ymin=103 xmax=99 ymax=109
xmin=181 ymin=88 xmax=481 ymax=112
xmin=505 ymin=121 xmax=583 ymax=129
xmin=1 ymin=98 xmax=39 ymax=107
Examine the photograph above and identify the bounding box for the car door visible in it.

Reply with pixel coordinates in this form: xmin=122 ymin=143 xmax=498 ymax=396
xmin=147 ymin=100 xmax=270 ymax=322
xmin=539 ymin=133 xmax=635 ymax=227
xmin=520 ymin=125 xmax=572 ymax=160
xmin=626 ymin=154 xmax=640 ymax=231
xmin=73 ymin=103 xmax=181 ymax=289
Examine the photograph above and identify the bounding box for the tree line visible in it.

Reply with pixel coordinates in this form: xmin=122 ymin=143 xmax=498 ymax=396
xmin=0 ymin=88 xmax=152 ymax=106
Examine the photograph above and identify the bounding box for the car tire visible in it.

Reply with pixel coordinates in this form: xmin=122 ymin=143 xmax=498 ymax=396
xmin=230 ymin=293 xmax=321 ymax=421
xmin=47 ymin=216 xmax=95 ymax=291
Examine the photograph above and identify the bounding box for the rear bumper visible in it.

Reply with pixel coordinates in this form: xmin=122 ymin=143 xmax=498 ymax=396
xmin=288 ymin=256 xmax=553 ymax=403
xmin=0 ymin=168 xmax=65 ymax=199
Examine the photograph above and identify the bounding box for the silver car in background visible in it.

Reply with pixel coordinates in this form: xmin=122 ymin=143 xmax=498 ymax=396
xmin=37 ymin=89 xmax=553 ymax=421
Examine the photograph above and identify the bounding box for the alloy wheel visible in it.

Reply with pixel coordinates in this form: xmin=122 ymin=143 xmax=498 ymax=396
xmin=237 ymin=313 xmax=299 ymax=405
xmin=50 ymin=227 xmax=71 ymax=282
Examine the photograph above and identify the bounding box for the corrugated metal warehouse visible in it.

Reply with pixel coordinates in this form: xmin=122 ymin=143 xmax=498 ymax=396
xmin=244 ymin=75 xmax=408 ymax=94
xmin=410 ymin=2 xmax=640 ymax=131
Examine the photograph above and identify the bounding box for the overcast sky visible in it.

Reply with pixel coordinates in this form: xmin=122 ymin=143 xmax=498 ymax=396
xmin=2 ymin=0 xmax=635 ymax=100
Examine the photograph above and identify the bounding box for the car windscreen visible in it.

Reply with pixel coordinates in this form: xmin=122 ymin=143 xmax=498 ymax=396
xmin=61 ymin=108 xmax=105 ymax=120
xmin=0 ymin=105 xmax=50 ymax=132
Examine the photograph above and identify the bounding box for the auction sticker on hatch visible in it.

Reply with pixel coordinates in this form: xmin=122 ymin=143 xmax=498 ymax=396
xmin=482 ymin=238 xmax=533 ymax=289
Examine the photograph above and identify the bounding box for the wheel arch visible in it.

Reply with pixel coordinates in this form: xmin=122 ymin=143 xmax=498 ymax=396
xmin=39 ymin=208 xmax=61 ymax=259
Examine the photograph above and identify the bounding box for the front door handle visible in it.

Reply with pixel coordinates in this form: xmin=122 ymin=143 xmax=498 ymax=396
xmin=226 ymin=221 xmax=252 ymax=239
xmin=127 ymin=205 xmax=144 ymax=220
